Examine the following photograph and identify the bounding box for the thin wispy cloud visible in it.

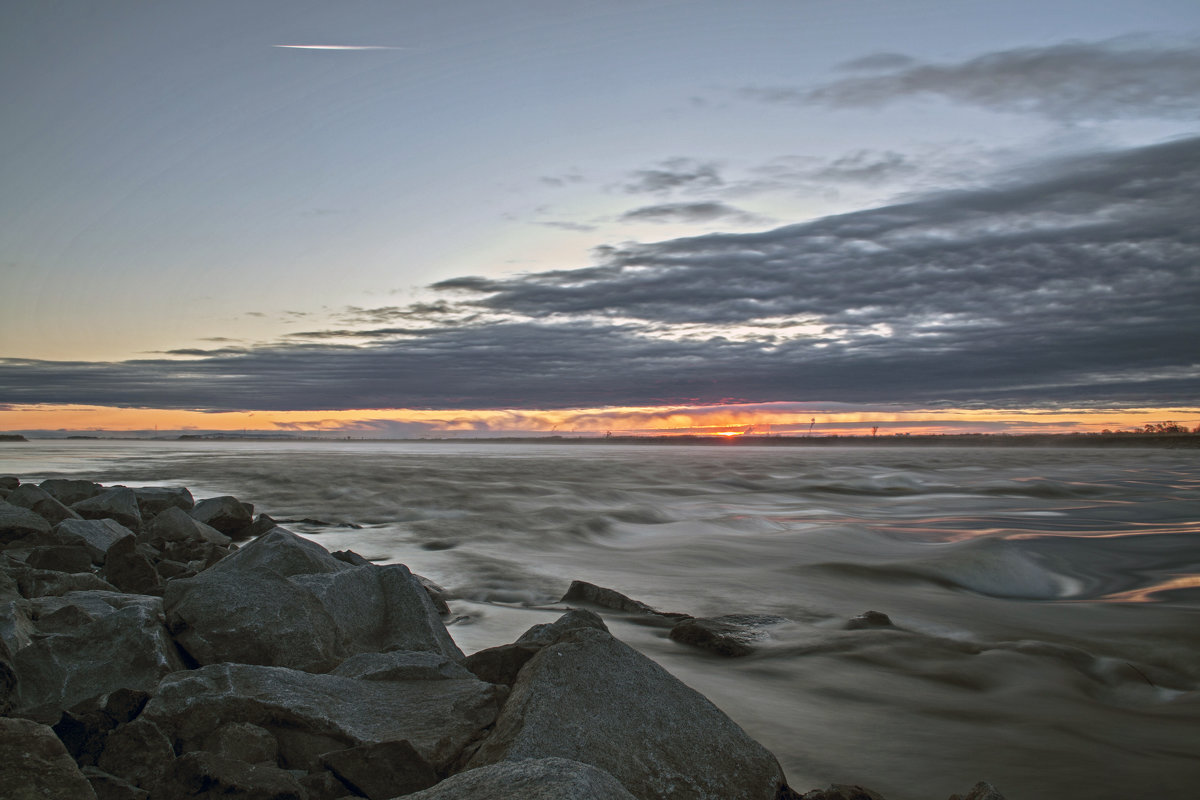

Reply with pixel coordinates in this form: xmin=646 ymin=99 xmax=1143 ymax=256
xmin=272 ymin=45 xmax=403 ymax=51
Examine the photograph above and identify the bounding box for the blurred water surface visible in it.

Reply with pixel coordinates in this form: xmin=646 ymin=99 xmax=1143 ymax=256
xmin=4 ymin=440 xmax=1199 ymax=799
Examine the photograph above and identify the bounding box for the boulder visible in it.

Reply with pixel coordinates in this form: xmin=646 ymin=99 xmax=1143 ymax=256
xmin=0 ymin=476 xmax=18 ymax=491
xmin=465 ymin=609 xmax=609 ymax=687
xmin=11 ymin=591 xmax=184 ymax=715
xmin=799 ymin=786 xmax=888 ymax=800
xmin=0 ymin=501 xmax=51 ymax=544
xmin=161 ymin=752 xmax=307 ymax=800
xmin=94 ymin=717 xmax=175 ymax=796
xmin=401 ymin=757 xmax=638 ymax=800
xmin=9 ymin=560 xmax=119 ymax=598
xmin=560 ymin=579 xmax=686 ymax=619
xmin=467 ymin=622 xmax=788 ymax=800
xmin=100 ymin=535 xmax=162 ymax=596
xmin=203 ymin=721 xmax=278 ymax=764
xmin=52 ymin=688 xmax=151 ymax=766
xmin=40 ymin=478 xmax=103 ymax=506
xmin=0 ymin=716 xmax=99 ymax=800
xmin=55 ymin=518 xmax=133 ymax=562
xmin=131 ymin=486 xmax=194 ymax=517
xmin=141 ymin=662 xmax=506 ymax=773
xmin=164 ymin=529 xmax=461 ymax=672
xmin=190 ymin=495 xmax=254 ymax=537
xmin=241 ymin=513 xmax=280 ymax=540
xmin=73 ymin=488 xmax=142 ymax=531
xmin=320 ymin=739 xmax=439 ymax=799
xmin=27 ymin=544 xmax=95 ymax=574
xmin=81 ymin=766 xmax=150 ymax=800
xmin=144 ymin=506 xmax=230 ymax=546
xmin=331 ymin=650 xmax=474 ymax=682
xmin=5 ymin=483 xmax=82 ymax=525
xmin=668 ymin=614 xmax=788 ymax=657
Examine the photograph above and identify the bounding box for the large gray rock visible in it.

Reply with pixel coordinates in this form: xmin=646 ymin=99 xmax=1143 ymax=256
xmin=73 ymin=488 xmax=143 ymax=531
xmin=100 ymin=535 xmax=162 ymax=596
xmin=467 ymin=624 xmax=788 ymax=800
xmin=560 ymin=580 xmax=686 ymax=620
xmin=465 ymin=609 xmax=609 ymax=687
xmin=143 ymin=506 xmax=229 ymax=547
xmin=0 ymin=716 xmax=99 ymax=799
xmin=11 ymin=590 xmax=185 ymax=715
xmin=55 ymin=518 xmax=133 ymax=562
xmin=668 ymin=614 xmax=789 ymax=657
xmin=131 ymin=486 xmax=194 ymax=517
xmin=5 ymin=483 xmax=82 ymax=526
xmin=331 ymin=650 xmax=474 ymax=682
xmin=402 ymin=758 xmax=638 ymax=800
xmin=0 ymin=501 xmax=51 ymax=544
xmin=164 ymin=528 xmax=461 ymax=672
xmin=320 ymin=739 xmax=439 ymax=799
xmin=141 ymin=662 xmax=506 ymax=772
xmin=162 ymin=751 xmax=308 ymax=800
xmin=40 ymin=478 xmax=103 ymax=506
xmin=190 ymin=495 xmax=253 ymax=536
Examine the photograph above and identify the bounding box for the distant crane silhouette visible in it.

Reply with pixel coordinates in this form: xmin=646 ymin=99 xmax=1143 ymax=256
xmin=808 ymin=418 xmax=816 ymax=436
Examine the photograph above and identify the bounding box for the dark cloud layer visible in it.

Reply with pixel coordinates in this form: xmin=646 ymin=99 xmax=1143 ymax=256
xmin=618 ymin=201 xmax=762 ymax=225
xmin=2 ymin=136 xmax=1197 ymax=411
xmin=747 ymin=39 xmax=1200 ymax=120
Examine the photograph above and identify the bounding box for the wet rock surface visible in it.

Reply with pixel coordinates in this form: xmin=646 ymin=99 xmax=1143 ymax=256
xmin=0 ymin=476 xmax=1003 ymax=800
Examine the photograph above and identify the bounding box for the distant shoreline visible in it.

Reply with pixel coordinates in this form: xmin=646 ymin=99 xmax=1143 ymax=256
xmin=6 ymin=432 xmax=1198 ymax=448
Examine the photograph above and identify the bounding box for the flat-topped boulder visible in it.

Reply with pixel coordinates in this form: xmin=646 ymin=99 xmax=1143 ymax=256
xmin=73 ymin=488 xmax=142 ymax=531
xmin=5 ymin=483 xmax=82 ymax=526
xmin=40 ymin=478 xmax=103 ymax=506
xmin=141 ymin=662 xmax=506 ymax=773
xmin=131 ymin=486 xmax=194 ymax=517
xmin=467 ymin=619 xmax=789 ymax=800
xmin=54 ymin=518 xmax=133 ymax=563
xmin=164 ymin=528 xmax=462 ymax=672
xmin=189 ymin=495 xmax=253 ymax=537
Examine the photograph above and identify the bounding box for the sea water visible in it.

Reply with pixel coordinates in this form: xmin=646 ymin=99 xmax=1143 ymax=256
xmin=3 ymin=440 xmax=1198 ymax=799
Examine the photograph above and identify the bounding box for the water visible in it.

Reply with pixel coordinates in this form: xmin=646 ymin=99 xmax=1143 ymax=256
xmin=4 ymin=440 xmax=1199 ymax=799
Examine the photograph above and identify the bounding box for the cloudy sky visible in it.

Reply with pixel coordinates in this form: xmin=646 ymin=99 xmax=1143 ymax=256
xmin=2 ymin=0 xmax=1198 ymax=436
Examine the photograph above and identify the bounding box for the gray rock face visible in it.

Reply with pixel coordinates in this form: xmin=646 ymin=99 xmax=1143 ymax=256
xmin=468 ymin=624 xmax=787 ymax=800
xmin=131 ymin=486 xmax=195 ymax=517
xmin=560 ymin=579 xmax=686 ymax=619
xmin=190 ymin=495 xmax=253 ymax=536
xmin=403 ymin=758 xmax=638 ymax=800
xmin=799 ymin=786 xmax=888 ymax=800
xmin=164 ymin=528 xmax=462 ymax=672
xmin=0 ymin=501 xmax=51 ymax=543
xmin=163 ymin=752 xmax=308 ymax=800
xmin=668 ymin=614 xmax=788 ymax=657
xmin=5 ymin=483 xmax=82 ymax=525
xmin=40 ymin=478 xmax=103 ymax=506
xmin=320 ymin=739 xmax=439 ymax=799
xmin=55 ymin=518 xmax=133 ymax=562
xmin=0 ymin=716 xmax=99 ymax=800
xmin=143 ymin=506 xmax=230 ymax=547
xmin=73 ymin=488 xmax=143 ymax=531
xmin=11 ymin=590 xmax=184 ymax=715
xmin=141 ymin=662 xmax=506 ymax=772
xmin=27 ymin=544 xmax=94 ymax=573
xmin=331 ymin=650 xmax=474 ymax=682
xmin=465 ymin=609 xmax=610 ymax=687
xmin=0 ymin=476 xmax=18 ymax=491
xmin=100 ymin=535 xmax=162 ymax=596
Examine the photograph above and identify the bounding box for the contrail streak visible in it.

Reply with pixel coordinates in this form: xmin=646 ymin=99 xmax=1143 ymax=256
xmin=273 ymin=44 xmax=401 ymax=51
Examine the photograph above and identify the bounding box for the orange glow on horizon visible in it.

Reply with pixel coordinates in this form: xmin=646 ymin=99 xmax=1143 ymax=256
xmin=1 ymin=402 xmax=1197 ymax=438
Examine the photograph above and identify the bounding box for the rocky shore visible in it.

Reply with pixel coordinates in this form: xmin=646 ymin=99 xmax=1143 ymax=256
xmin=0 ymin=475 xmax=1005 ymax=800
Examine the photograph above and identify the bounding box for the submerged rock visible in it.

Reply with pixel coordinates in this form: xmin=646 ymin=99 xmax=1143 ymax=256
xmin=669 ymin=613 xmax=788 ymax=657
xmin=559 ymin=579 xmax=686 ymax=619
xmin=948 ymin=781 xmax=1007 ymax=800
xmin=467 ymin=619 xmax=789 ymax=800
xmin=845 ymin=610 xmax=894 ymax=630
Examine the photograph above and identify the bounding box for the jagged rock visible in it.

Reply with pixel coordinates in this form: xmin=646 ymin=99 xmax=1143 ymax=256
xmin=331 ymin=549 xmax=371 ymax=566
xmin=81 ymin=767 xmax=150 ymax=800
xmin=131 ymin=486 xmax=194 ymax=517
xmin=55 ymin=518 xmax=133 ymax=562
xmin=101 ymin=535 xmax=162 ymax=595
xmin=162 ymin=751 xmax=307 ymax=800
xmin=467 ymin=621 xmax=788 ymax=800
xmin=141 ymin=662 xmax=506 ymax=773
xmin=0 ymin=501 xmax=52 ymax=544
xmin=0 ymin=476 xmax=19 ymax=491
xmin=27 ymin=544 xmax=95 ymax=573
xmin=560 ymin=579 xmax=686 ymax=619
xmin=465 ymin=609 xmax=609 ymax=687
xmin=800 ymin=786 xmax=888 ymax=800
xmin=668 ymin=614 xmax=788 ymax=657
xmin=241 ymin=513 xmax=280 ymax=540
xmin=190 ymin=495 xmax=254 ymax=537
xmin=95 ymin=717 xmax=175 ymax=796
xmin=6 ymin=483 xmax=82 ymax=525
xmin=0 ymin=716 xmax=99 ymax=799
xmin=402 ymin=757 xmax=638 ymax=800
xmin=164 ymin=529 xmax=461 ymax=672
xmin=845 ymin=611 xmax=894 ymax=630
xmin=11 ymin=591 xmax=184 ymax=715
xmin=948 ymin=781 xmax=1007 ymax=800
xmin=203 ymin=721 xmax=279 ymax=764
xmin=144 ymin=506 xmax=230 ymax=547
xmin=331 ymin=650 xmax=474 ymax=682
xmin=73 ymin=488 xmax=143 ymax=531
xmin=14 ymin=566 xmax=119 ymax=598
xmin=414 ymin=573 xmax=452 ymax=614
xmin=52 ymin=688 xmax=151 ymax=766
xmin=40 ymin=478 xmax=103 ymax=506
xmin=320 ymin=739 xmax=439 ymax=799
xmin=298 ymin=770 xmax=352 ymax=800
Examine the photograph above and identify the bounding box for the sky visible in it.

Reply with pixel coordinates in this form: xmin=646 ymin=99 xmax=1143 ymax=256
xmin=2 ymin=0 xmax=1198 ymax=437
